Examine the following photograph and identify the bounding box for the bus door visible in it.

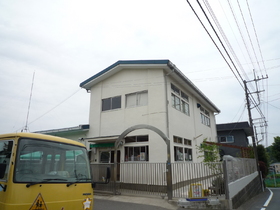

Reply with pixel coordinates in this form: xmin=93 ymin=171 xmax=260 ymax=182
xmin=0 ymin=140 xmax=14 ymax=206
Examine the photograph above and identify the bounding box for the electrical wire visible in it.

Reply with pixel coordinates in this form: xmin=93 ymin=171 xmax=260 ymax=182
xmin=246 ymin=0 xmax=268 ymax=76
xmin=204 ymin=0 xmax=252 ymax=86
xmin=237 ymin=0 xmax=262 ymax=75
xmin=227 ymin=0 xmax=255 ymax=72
xmin=16 ymin=88 xmax=82 ymax=132
xmin=185 ymin=0 xmax=244 ymax=89
xmin=186 ymin=0 xmax=268 ymax=145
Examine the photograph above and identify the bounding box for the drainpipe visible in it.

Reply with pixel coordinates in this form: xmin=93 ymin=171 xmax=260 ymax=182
xmin=164 ymin=70 xmax=172 ymax=140
xmin=165 ymin=63 xmax=175 ymax=200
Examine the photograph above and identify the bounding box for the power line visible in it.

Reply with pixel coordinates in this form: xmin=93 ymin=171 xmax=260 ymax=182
xmin=204 ymin=0 xmax=252 ymax=84
xmin=246 ymin=0 xmax=268 ymax=75
xmin=16 ymin=88 xmax=82 ymax=132
xmin=185 ymin=0 xmax=244 ymax=89
xmin=185 ymin=0 xmax=268 ymax=145
xmin=237 ymin=0 xmax=262 ymax=76
xmin=194 ymin=0 xmax=265 ymax=120
xmin=227 ymin=0 xmax=255 ymax=72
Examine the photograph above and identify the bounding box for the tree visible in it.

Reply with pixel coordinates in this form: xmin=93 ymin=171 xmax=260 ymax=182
xmin=266 ymin=146 xmax=277 ymax=164
xmin=271 ymin=136 xmax=280 ymax=162
xmin=257 ymin=145 xmax=269 ymax=166
xmin=257 ymin=144 xmax=269 ymax=178
xmin=197 ymin=139 xmax=221 ymax=174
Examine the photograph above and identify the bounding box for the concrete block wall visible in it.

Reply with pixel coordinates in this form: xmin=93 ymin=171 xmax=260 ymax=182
xmin=231 ymin=176 xmax=263 ymax=209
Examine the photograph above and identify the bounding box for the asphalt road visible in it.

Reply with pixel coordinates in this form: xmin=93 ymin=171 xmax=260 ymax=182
xmin=93 ymin=199 xmax=174 ymax=210
xmin=265 ymin=188 xmax=280 ymax=210
xmin=237 ymin=188 xmax=280 ymax=210
xmin=93 ymin=188 xmax=280 ymax=210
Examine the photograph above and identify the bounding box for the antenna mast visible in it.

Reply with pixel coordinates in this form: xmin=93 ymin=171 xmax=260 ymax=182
xmin=23 ymin=71 xmax=35 ymax=132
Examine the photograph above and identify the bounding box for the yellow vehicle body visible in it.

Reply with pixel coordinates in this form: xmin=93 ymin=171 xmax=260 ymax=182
xmin=0 ymin=133 xmax=94 ymax=210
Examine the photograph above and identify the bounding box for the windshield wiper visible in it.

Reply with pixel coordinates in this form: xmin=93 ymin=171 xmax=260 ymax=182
xmin=26 ymin=178 xmax=68 ymax=188
xmin=66 ymin=178 xmax=92 ymax=187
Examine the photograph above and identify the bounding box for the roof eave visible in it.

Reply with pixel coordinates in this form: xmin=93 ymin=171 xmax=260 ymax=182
xmin=167 ymin=62 xmax=220 ymax=113
xmin=80 ymin=59 xmax=220 ymax=113
xmin=80 ymin=60 xmax=170 ymax=90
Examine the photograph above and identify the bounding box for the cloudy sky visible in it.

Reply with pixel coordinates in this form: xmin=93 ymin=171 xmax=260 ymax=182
xmin=0 ymin=0 xmax=279 ymax=146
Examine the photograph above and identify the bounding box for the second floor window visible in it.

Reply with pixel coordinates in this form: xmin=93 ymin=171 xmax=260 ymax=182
xmin=126 ymin=91 xmax=148 ymax=108
xmin=219 ymin=136 xmax=234 ymax=143
xmin=102 ymin=96 xmax=121 ymax=111
xmin=200 ymin=106 xmax=210 ymax=127
xmin=171 ymin=84 xmax=190 ymax=115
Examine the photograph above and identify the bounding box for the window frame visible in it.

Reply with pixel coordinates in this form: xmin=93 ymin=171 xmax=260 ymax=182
xmin=0 ymin=140 xmax=14 ymax=181
xmin=171 ymin=83 xmax=190 ymax=116
xmin=173 ymin=136 xmax=192 ymax=162
xmin=125 ymin=90 xmax=148 ymax=108
xmin=200 ymin=106 xmax=211 ymax=127
xmin=125 ymin=135 xmax=149 ymax=143
xmin=219 ymin=136 xmax=234 ymax=143
xmin=174 ymin=146 xmax=192 ymax=162
xmin=124 ymin=146 xmax=149 ymax=162
xmin=102 ymin=95 xmax=121 ymax=111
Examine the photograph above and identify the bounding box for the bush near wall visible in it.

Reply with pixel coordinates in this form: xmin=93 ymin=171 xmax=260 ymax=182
xmin=265 ymin=173 xmax=280 ymax=187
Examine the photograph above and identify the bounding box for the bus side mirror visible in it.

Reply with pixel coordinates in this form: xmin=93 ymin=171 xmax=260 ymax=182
xmin=0 ymin=163 xmax=7 ymax=179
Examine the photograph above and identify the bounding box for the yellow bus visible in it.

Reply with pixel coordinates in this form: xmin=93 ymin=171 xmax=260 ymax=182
xmin=0 ymin=132 xmax=110 ymax=210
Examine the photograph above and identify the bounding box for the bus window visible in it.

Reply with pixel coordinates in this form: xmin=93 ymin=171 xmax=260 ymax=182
xmin=0 ymin=140 xmax=13 ymax=180
xmin=14 ymin=138 xmax=91 ymax=185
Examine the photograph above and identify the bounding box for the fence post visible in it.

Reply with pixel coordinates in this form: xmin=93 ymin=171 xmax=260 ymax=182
xmin=166 ymin=138 xmax=173 ymax=200
xmin=113 ymin=152 xmax=117 ymax=195
xmin=166 ymin=161 xmax=172 ymax=200
xmin=223 ymin=160 xmax=229 ymax=200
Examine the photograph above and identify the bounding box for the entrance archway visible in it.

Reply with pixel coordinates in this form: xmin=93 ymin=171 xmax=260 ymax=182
xmin=113 ymin=124 xmax=173 ymax=199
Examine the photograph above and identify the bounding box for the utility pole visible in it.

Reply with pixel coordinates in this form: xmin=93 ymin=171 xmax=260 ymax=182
xmin=244 ymin=80 xmax=261 ymax=177
xmin=243 ymin=73 xmax=268 ymax=191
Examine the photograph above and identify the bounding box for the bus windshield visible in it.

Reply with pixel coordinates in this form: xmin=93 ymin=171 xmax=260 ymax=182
xmin=14 ymin=138 xmax=91 ymax=186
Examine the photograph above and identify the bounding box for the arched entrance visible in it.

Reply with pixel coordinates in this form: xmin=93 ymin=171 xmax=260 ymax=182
xmin=113 ymin=124 xmax=173 ymax=200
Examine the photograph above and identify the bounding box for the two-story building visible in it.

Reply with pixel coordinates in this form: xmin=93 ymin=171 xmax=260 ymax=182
xmin=79 ymin=60 xmax=220 ymax=164
xmin=217 ymin=121 xmax=252 ymax=157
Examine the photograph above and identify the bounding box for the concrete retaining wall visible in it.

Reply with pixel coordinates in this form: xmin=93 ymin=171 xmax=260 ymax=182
xmin=228 ymin=172 xmax=263 ymax=209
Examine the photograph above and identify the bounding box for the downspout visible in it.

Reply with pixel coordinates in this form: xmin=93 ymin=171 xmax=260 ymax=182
xmin=164 ymin=74 xmax=170 ymax=138
xmin=164 ymin=62 xmax=175 ymax=200
xmin=165 ymin=62 xmax=175 ymax=138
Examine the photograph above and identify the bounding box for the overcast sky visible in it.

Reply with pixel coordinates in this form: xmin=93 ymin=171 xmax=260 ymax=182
xmin=0 ymin=0 xmax=279 ymax=146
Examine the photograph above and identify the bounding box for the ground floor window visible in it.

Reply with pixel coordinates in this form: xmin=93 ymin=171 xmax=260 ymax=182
xmin=124 ymin=146 xmax=149 ymax=162
xmin=100 ymin=151 xmax=110 ymax=163
xmin=174 ymin=146 xmax=192 ymax=161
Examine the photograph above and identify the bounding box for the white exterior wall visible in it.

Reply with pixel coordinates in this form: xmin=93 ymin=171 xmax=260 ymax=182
xmin=166 ymin=77 xmax=218 ymax=163
xmin=88 ymin=68 xmax=169 ymax=163
xmin=87 ymin=67 xmax=218 ymax=163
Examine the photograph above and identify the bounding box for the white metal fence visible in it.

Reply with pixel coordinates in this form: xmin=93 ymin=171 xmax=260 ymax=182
xmin=91 ymin=161 xmax=225 ymax=198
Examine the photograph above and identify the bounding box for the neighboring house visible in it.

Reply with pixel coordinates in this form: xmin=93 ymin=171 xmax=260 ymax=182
xmin=216 ymin=121 xmax=252 ymax=157
xmin=79 ymin=60 xmax=220 ymax=164
xmin=270 ymin=163 xmax=280 ymax=174
xmin=36 ymin=124 xmax=89 ymax=141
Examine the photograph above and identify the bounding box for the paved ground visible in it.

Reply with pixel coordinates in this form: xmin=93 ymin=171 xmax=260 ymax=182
xmin=94 ymin=188 xmax=275 ymax=210
xmin=236 ymin=188 xmax=270 ymax=210
xmin=94 ymin=193 xmax=178 ymax=210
